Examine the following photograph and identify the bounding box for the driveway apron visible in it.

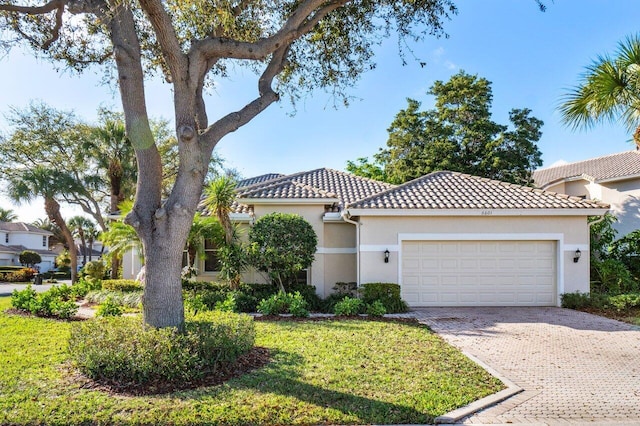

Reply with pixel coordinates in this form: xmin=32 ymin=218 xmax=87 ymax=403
xmin=411 ymin=307 xmax=640 ymax=424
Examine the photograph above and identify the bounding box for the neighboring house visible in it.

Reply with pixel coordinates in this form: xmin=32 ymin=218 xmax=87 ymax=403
xmin=533 ymin=150 xmax=640 ymax=237
xmin=126 ymin=168 xmax=608 ymax=307
xmin=0 ymin=221 xmax=56 ymax=272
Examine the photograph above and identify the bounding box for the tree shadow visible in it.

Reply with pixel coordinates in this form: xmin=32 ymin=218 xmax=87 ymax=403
xmin=176 ymin=347 xmax=439 ymax=424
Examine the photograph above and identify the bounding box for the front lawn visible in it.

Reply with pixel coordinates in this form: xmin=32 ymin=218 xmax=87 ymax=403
xmin=0 ymin=297 xmax=502 ymax=425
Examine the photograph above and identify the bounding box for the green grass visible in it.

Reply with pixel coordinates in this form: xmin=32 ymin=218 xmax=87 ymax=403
xmin=0 ymin=297 xmax=502 ymax=425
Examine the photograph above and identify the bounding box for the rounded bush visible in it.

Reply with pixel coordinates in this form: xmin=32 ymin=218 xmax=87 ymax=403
xmin=101 ymin=279 xmax=143 ymax=292
xmin=334 ymin=296 xmax=364 ymax=316
xmin=69 ymin=311 xmax=255 ymax=385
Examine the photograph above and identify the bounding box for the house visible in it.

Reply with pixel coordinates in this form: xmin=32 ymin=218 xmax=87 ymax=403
xmin=136 ymin=168 xmax=602 ymax=308
xmin=0 ymin=222 xmax=56 ymax=272
xmin=533 ymin=150 xmax=640 ymax=237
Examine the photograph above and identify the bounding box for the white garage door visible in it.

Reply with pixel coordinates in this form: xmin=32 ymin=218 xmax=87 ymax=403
xmin=401 ymin=240 xmax=557 ymax=307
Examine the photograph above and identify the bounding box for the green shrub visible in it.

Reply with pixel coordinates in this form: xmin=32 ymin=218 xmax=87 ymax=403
xmin=366 ymin=300 xmax=387 ymax=317
xmin=360 ymin=283 xmax=408 ymax=313
xmin=101 ymin=279 xmax=143 ymax=292
xmin=257 ymin=291 xmax=309 ymax=317
xmin=560 ymin=291 xmax=608 ymax=310
xmin=608 ymin=293 xmax=640 ymax=312
xmin=12 ymin=284 xmax=78 ymax=319
xmin=288 ymin=283 xmax=321 ymax=311
xmin=11 ymin=285 xmax=37 ymax=310
xmin=320 ymin=293 xmax=347 ymax=313
xmin=68 ymin=311 xmax=255 ymax=385
xmin=71 ymin=278 xmax=102 ymax=298
xmin=257 ymin=292 xmax=290 ymax=315
xmin=333 ymin=281 xmax=358 ymax=297
xmin=288 ymin=292 xmax=310 ymax=318
xmin=81 ymin=261 xmax=106 ymax=281
xmin=97 ymin=296 xmax=124 ymax=317
xmin=334 ymin=296 xmax=364 ymax=316
xmin=215 ymin=293 xmax=237 ymax=312
xmin=185 ymin=293 xmax=207 ymax=314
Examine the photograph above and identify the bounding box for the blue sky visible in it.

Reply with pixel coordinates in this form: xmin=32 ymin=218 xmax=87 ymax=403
xmin=1 ymin=0 xmax=640 ymax=222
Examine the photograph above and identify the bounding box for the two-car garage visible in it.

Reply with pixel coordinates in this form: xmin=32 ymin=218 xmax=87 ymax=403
xmin=400 ymin=240 xmax=557 ymax=307
xmin=346 ymin=171 xmax=608 ymax=308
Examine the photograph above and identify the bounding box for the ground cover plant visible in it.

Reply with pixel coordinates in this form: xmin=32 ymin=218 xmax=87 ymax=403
xmin=0 ymin=296 xmax=502 ymax=425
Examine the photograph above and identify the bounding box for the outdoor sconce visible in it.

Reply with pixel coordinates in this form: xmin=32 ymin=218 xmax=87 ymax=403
xmin=384 ymin=249 xmax=390 ymax=263
xmin=573 ymin=249 xmax=581 ymax=263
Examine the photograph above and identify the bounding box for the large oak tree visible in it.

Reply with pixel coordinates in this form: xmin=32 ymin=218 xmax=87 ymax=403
xmin=0 ymin=0 xmax=456 ymax=328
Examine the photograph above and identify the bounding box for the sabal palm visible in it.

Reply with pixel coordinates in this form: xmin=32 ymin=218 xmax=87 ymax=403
xmin=560 ymin=35 xmax=640 ymax=147
xmin=6 ymin=166 xmax=79 ymax=282
xmin=68 ymin=215 xmax=94 ymax=265
xmin=0 ymin=207 xmax=18 ymax=222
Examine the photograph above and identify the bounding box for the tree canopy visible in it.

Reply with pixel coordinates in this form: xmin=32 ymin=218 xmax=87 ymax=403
xmin=560 ymin=34 xmax=640 ymax=148
xmin=0 ymin=0 xmax=456 ymax=328
xmin=348 ymin=71 xmax=544 ymax=185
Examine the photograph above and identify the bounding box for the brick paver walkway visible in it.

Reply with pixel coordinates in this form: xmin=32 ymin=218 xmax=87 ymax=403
xmin=411 ymin=307 xmax=640 ymax=424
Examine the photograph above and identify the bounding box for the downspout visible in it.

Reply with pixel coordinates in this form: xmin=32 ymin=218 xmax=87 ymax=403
xmin=341 ymin=208 xmax=360 ymax=286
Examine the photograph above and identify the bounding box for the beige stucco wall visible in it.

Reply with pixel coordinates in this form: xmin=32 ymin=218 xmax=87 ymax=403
xmin=357 ymin=214 xmax=592 ymax=304
xmin=194 ymin=204 xmax=354 ymax=296
xmin=546 ymin=178 xmax=640 ymax=237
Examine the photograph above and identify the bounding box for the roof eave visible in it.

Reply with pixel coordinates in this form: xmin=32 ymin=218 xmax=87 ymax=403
xmin=345 ymin=208 xmax=610 ymax=217
xmin=239 ymin=197 xmax=340 ymax=205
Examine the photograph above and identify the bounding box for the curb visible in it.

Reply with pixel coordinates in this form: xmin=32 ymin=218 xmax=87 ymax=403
xmin=434 ymin=350 xmax=523 ymax=424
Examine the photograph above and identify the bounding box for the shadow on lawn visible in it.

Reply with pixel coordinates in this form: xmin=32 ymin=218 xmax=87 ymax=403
xmin=182 ymin=348 xmax=436 ymax=424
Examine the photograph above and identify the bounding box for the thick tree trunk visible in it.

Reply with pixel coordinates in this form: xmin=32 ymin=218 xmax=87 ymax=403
xmin=140 ymin=217 xmax=191 ymax=329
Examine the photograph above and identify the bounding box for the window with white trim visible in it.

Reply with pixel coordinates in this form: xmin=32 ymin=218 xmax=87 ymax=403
xmin=42 ymin=236 xmax=47 ymax=247
xmin=204 ymin=239 xmax=220 ymax=272
xmin=4 ymin=233 xmax=8 ymax=244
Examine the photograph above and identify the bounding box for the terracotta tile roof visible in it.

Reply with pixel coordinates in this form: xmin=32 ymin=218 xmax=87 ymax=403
xmin=533 ymin=150 xmax=640 ymax=188
xmin=236 ymin=173 xmax=284 ymax=188
xmin=0 ymin=221 xmax=53 ymax=235
xmin=239 ymin=180 xmax=335 ymax=200
xmin=347 ymin=171 xmax=608 ymax=210
xmin=236 ymin=168 xmax=395 ymax=208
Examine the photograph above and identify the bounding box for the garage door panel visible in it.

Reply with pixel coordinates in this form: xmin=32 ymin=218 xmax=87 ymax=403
xmin=402 ymin=240 xmax=556 ymax=307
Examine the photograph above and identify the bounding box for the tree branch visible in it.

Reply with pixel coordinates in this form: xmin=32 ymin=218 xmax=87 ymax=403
xmin=137 ymin=0 xmax=187 ymax=85
xmin=200 ymin=45 xmax=289 ymax=149
xmin=0 ymin=0 xmax=65 ymax=14
xmin=0 ymin=0 xmax=68 ymax=50
xmin=193 ymin=0 xmax=348 ymax=62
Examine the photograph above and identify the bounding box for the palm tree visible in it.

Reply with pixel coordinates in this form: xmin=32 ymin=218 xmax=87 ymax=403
xmin=560 ymin=34 xmax=640 ymax=148
xmin=68 ymin=216 xmax=94 ymax=266
xmin=0 ymin=207 xmax=18 ymax=222
xmin=203 ymin=176 xmax=237 ymax=245
xmin=7 ymin=167 xmax=79 ymax=283
xmin=202 ymin=176 xmax=247 ymax=288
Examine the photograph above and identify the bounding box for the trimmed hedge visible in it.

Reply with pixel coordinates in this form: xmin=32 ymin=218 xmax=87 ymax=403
xmin=360 ymin=283 xmax=408 ymax=313
xmin=68 ymin=311 xmax=255 ymax=385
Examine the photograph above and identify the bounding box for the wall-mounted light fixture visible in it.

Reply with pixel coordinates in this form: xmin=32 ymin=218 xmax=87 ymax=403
xmin=573 ymin=249 xmax=581 ymax=263
xmin=384 ymin=249 xmax=390 ymax=263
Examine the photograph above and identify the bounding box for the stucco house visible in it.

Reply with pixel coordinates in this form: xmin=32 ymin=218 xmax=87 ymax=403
xmin=533 ymin=150 xmax=640 ymax=237
xmin=0 ymin=221 xmax=56 ymax=272
xmin=126 ymin=168 xmax=607 ymax=308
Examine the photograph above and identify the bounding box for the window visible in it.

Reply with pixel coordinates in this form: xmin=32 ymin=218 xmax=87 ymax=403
xmin=204 ymin=239 xmax=220 ymax=272
xmin=4 ymin=233 xmax=8 ymax=244
xmin=42 ymin=236 xmax=47 ymax=247
xmin=295 ymin=269 xmax=309 ymax=285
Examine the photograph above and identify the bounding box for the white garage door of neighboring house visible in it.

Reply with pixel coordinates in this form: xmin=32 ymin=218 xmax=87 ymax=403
xmin=401 ymin=240 xmax=557 ymax=307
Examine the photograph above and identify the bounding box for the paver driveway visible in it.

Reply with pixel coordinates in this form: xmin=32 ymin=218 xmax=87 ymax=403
xmin=412 ymin=307 xmax=640 ymax=425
